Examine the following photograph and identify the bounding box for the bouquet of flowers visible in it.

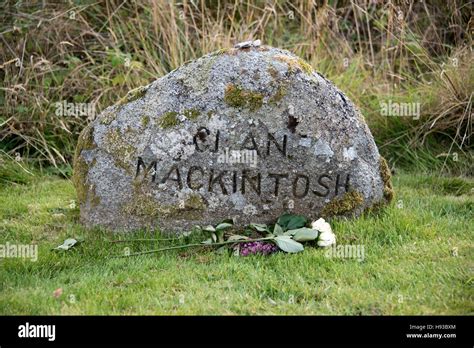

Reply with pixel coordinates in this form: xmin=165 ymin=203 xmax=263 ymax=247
xmin=112 ymin=213 xmax=336 ymax=257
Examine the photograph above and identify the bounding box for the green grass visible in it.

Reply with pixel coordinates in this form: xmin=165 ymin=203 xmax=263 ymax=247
xmin=0 ymin=173 xmax=472 ymax=315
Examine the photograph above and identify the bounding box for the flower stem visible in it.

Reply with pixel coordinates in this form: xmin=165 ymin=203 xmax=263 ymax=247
xmin=109 ymin=237 xmax=180 ymax=243
xmin=112 ymin=237 xmax=274 ymax=258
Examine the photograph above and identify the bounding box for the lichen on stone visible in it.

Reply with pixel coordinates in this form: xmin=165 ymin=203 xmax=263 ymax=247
xmin=122 ymin=179 xmax=163 ymax=218
xmin=322 ymin=191 xmax=364 ymax=217
xmin=210 ymin=47 xmax=231 ymax=56
xmin=379 ymin=156 xmax=394 ymax=202
xmin=99 ymin=110 xmax=117 ymax=125
xmin=224 ymin=84 xmax=263 ymax=111
xmin=267 ymin=66 xmax=279 ymax=79
xmin=267 ymin=65 xmax=289 ymax=104
xmin=184 ymin=193 xmax=206 ymax=210
xmin=72 ymin=157 xmax=97 ymax=206
xmin=181 ymin=52 xmax=219 ymax=93
xmin=75 ymin=124 xmax=96 ymax=153
xmin=296 ymin=57 xmax=313 ymax=75
xmin=90 ymin=183 xmax=101 ymax=207
xmin=117 ymin=85 xmax=148 ymax=106
xmin=184 ymin=109 xmax=200 ymax=120
xmin=72 ymin=156 xmax=89 ymax=205
xmin=72 ymin=125 xmax=97 ymax=205
xmin=269 ymin=84 xmax=287 ymax=104
xmin=123 ymin=180 xmax=205 ymax=220
xmin=103 ymin=128 xmax=136 ymax=174
xmin=141 ymin=115 xmax=150 ymax=127
xmin=122 ymin=193 xmax=161 ymax=218
xmin=158 ymin=111 xmax=180 ymax=128
xmin=356 ymin=111 xmax=367 ymax=124
xmin=125 ymin=125 xmax=138 ymax=136
xmin=274 ymin=55 xmax=313 ymax=75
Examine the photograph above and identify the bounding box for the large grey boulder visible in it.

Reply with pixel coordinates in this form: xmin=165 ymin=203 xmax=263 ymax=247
xmin=73 ymin=45 xmax=393 ymax=233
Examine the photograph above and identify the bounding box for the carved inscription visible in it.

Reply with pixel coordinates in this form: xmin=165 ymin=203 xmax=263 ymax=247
xmin=135 ymin=130 xmax=351 ymax=199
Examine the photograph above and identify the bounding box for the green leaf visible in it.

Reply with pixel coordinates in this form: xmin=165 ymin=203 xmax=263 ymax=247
xmin=277 ymin=213 xmax=307 ymax=231
xmin=216 ymin=222 xmax=233 ymax=231
xmin=249 ymin=223 xmax=269 ymax=232
xmin=211 ymin=233 xmax=217 ymax=243
xmin=203 ymin=225 xmax=216 ymax=232
xmin=227 ymin=235 xmax=249 ymax=242
xmin=286 ymin=215 xmax=307 ymax=230
xmin=291 ymin=228 xmax=318 ymax=242
xmin=201 ymin=238 xmax=213 ymax=244
xmin=53 ymin=238 xmax=78 ymax=251
xmin=215 ymin=230 xmax=225 ymax=243
xmin=182 ymin=231 xmax=193 ymax=237
xmin=273 ymin=223 xmax=284 ymax=236
xmin=274 ymin=236 xmax=304 ymax=253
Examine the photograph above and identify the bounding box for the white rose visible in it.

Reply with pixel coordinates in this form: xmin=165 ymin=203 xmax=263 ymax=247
xmin=311 ymin=218 xmax=332 ymax=234
xmin=317 ymin=231 xmax=336 ymax=247
xmin=311 ymin=218 xmax=336 ymax=247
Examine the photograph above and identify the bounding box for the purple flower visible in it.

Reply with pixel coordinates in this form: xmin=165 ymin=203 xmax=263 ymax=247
xmin=236 ymin=241 xmax=279 ymax=256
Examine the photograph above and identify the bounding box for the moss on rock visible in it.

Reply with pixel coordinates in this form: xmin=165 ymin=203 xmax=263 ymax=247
xmin=379 ymin=156 xmax=394 ymax=202
xmin=157 ymin=109 xmax=200 ymax=129
xmin=90 ymin=183 xmax=101 ymax=207
xmin=123 ymin=180 xmax=206 ymax=220
xmin=297 ymin=57 xmax=313 ymax=75
xmin=210 ymin=47 xmax=231 ymax=56
xmin=99 ymin=110 xmax=117 ymax=125
xmin=275 ymin=55 xmax=313 ymax=75
xmin=122 ymin=194 xmax=161 ymax=218
xmin=267 ymin=66 xmax=279 ymax=79
xmin=184 ymin=193 xmax=206 ymax=210
xmin=184 ymin=109 xmax=200 ymax=120
xmin=75 ymin=124 xmax=96 ymax=153
xmin=322 ymin=191 xmax=364 ymax=217
xmin=72 ymin=125 xmax=97 ymax=205
xmin=141 ymin=115 xmax=150 ymax=127
xmin=116 ymin=85 xmax=148 ymax=106
xmin=103 ymin=128 xmax=136 ymax=174
xmin=123 ymin=179 xmax=166 ymax=218
xmin=72 ymin=156 xmax=89 ymax=205
xmin=72 ymin=157 xmax=98 ymax=207
xmin=269 ymin=84 xmax=287 ymax=103
xmin=72 ymin=157 xmax=100 ymax=207
xmin=158 ymin=111 xmax=179 ymax=128
xmin=224 ymin=84 xmax=263 ymax=111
